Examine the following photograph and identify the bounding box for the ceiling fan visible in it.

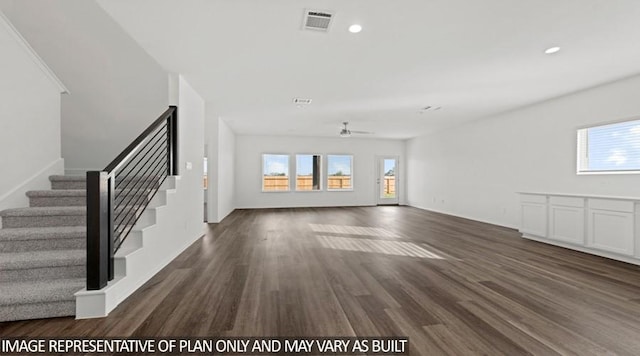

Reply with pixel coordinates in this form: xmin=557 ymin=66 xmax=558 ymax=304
xmin=339 ymin=122 xmax=373 ymax=137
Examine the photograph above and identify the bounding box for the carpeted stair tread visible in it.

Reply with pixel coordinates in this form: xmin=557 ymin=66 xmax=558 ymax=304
xmin=27 ymin=189 xmax=86 ymax=197
xmin=0 ymin=249 xmax=85 ymax=270
xmin=49 ymin=175 xmax=158 ymax=183
xmin=27 ymin=189 xmax=151 ymax=197
xmin=0 ymin=206 xmax=86 ymax=217
xmin=49 ymin=176 xmax=86 ymax=190
xmin=0 ymin=278 xmax=84 ymax=305
xmin=0 ymin=226 xmax=85 ymax=241
xmin=49 ymin=175 xmax=85 ymax=182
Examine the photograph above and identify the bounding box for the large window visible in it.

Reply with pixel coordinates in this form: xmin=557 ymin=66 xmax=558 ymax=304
xmin=327 ymin=155 xmax=353 ymax=191
xmin=296 ymin=154 xmax=322 ymax=191
xmin=577 ymin=119 xmax=640 ymax=174
xmin=262 ymin=154 xmax=290 ymax=191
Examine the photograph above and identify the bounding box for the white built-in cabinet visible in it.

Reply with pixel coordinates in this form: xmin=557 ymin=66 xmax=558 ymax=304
xmin=519 ymin=193 xmax=640 ymax=265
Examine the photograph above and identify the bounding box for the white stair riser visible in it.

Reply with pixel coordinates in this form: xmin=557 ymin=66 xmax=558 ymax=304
xmin=132 ymin=209 xmax=156 ymax=229
xmin=114 ymin=257 xmax=127 ymax=276
xmin=147 ymin=191 xmax=167 ymax=208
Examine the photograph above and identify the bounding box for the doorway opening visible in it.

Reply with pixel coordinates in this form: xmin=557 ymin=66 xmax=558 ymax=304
xmin=377 ymin=156 xmax=399 ymax=205
xmin=203 ymin=155 xmax=208 ymax=222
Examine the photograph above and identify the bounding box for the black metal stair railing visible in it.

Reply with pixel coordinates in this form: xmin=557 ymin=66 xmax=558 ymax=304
xmin=86 ymin=106 xmax=178 ymax=290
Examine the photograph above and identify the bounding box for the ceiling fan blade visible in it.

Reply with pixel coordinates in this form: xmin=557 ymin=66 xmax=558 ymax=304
xmin=350 ymin=130 xmax=374 ymax=134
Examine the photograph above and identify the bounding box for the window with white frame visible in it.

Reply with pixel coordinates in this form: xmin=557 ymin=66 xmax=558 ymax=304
xmin=327 ymin=155 xmax=353 ymax=190
xmin=262 ymin=154 xmax=290 ymax=191
xmin=296 ymin=154 xmax=322 ymax=191
xmin=577 ymin=118 xmax=640 ymax=174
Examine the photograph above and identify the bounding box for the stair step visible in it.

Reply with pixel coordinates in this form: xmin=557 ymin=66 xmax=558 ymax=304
xmin=27 ymin=189 xmax=152 ymax=207
xmin=0 ymin=205 xmax=153 ymax=229
xmin=49 ymin=175 xmax=85 ymax=190
xmin=0 ymin=278 xmax=84 ymax=322
xmin=49 ymin=175 xmax=162 ymax=191
xmin=0 ymin=207 xmax=85 ymax=228
xmin=0 ymin=226 xmax=85 ymax=252
xmin=0 ymin=249 xmax=85 ymax=282
xmin=0 ymin=278 xmax=85 ymax=305
xmin=27 ymin=189 xmax=86 ymax=207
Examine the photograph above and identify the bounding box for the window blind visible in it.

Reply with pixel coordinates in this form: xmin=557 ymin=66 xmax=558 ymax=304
xmin=578 ymin=119 xmax=640 ymax=173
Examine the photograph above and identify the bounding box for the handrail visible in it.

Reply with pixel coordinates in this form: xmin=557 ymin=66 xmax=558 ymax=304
xmin=104 ymin=107 xmax=176 ymax=173
xmin=86 ymin=106 xmax=178 ymax=290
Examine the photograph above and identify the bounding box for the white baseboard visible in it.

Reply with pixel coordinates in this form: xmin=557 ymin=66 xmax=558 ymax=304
xmin=407 ymin=203 xmax=518 ymax=230
xmin=234 ymin=203 xmax=376 ymax=210
xmin=0 ymin=158 xmax=64 ymax=212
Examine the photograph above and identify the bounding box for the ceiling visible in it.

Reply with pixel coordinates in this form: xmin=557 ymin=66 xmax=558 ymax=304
xmin=96 ymin=0 xmax=640 ymax=139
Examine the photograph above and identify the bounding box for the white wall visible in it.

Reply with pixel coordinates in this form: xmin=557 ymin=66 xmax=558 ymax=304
xmin=0 ymin=11 xmax=64 ymax=211
xmin=176 ymin=75 xmax=206 ymax=232
xmin=0 ymin=0 xmax=168 ymax=171
xmin=205 ymin=112 xmax=219 ymax=222
xmin=217 ymin=119 xmax=236 ymax=220
xmin=205 ymin=115 xmax=236 ymax=223
xmin=406 ymin=73 xmax=640 ymax=229
xmin=235 ymin=135 xmax=405 ymax=209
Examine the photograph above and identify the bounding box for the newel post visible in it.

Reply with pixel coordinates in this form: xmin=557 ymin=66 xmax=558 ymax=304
xmin=86 ymin=171 xmax=111 ymax=290
xmin=168 ymin=106 xmax=178 ymax=176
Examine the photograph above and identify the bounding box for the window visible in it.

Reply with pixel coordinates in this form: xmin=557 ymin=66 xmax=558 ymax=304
xmin=327 ymin=155 xmax=353 ymax=190
xmin=262 ymin=154 xmax=290 ymax=191
xmin=296 ymin=154 xmax=322 ymax=191
xmin=577 ymin=119 xmax=640 ymax=174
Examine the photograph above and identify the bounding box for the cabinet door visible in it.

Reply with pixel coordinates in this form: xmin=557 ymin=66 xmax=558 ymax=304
xmin=548 ymin=197 xmax=585 ymax=245
xmin=520 ymin=195 xmax=547 ymax=237
xmin=587 ymin=199 xmax=634 ymax=256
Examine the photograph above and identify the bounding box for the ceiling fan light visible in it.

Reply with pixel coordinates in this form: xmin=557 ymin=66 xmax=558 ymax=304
xmin=340 ymin=131 xmax=351 ymax=138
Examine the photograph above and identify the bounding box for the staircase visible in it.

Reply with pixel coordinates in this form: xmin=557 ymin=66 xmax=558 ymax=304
xmin=0 ymin=107 xmax=179 ymax=321
xmin=0 ymin=175 xmax=86 ymax=322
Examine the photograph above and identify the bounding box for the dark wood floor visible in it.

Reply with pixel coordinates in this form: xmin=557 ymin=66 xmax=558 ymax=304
xmin=3 ymin=206 xmax=640 ymax=355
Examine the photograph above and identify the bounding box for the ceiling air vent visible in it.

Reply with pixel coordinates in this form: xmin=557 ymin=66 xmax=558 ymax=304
xmin=303 ymin=10 xmax=333 ymax=32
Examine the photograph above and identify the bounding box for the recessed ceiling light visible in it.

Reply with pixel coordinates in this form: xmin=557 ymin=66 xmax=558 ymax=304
xmin=348 ymin=24 xmax=362 ymax=33
xmin=544 ymin=46 xmax=561 ymax=54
